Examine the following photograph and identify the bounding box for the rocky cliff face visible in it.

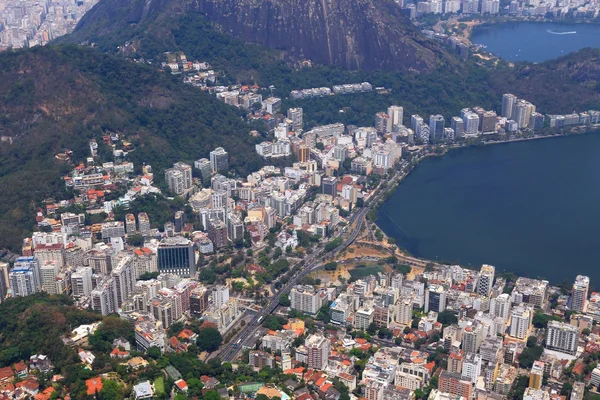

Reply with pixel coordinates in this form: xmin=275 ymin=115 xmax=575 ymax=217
xmin=187 ymin=0 xmax=442 ymax=72
xmin=72 ymin=0 xmax=446 ymax=72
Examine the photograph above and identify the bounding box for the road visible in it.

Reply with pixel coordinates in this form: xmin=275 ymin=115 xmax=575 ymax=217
xmin=215 ymin=158 xmax=421 ymax=362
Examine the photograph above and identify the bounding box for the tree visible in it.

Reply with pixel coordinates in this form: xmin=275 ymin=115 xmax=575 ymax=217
xmin=127 ymin=234 xmax=145 ymax=246
xmin=99 ymin=380 xmax=123 ymax=400
xmin=147 ymin=346 xmax=162 ymax=359
xmin=324 ymin=262 xmax=338 ymax=271
xmin=279 ymin=294 xmax=291 ymax=307
xmin=204 ymin=390 xmax=221 ymax=400
xmin=518 ymin=345 xmax=543 ymax=369
xmin=526 ymin=336 xmax=537 ymax=348
xmin=196 ymin=328 xmax=223 ymax=352
xmin=437 ymin=310 xmax=458 ymax=326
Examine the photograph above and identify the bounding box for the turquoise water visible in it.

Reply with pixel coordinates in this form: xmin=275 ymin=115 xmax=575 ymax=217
xmin=376 ymin=133 xmax=600 ymax=284
xmin=470 ymin=22 xmax=600 ymax=62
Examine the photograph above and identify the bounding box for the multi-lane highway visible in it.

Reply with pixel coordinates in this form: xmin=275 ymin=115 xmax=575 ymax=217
xmin=215 ymin=158 xmax=419 ymax=362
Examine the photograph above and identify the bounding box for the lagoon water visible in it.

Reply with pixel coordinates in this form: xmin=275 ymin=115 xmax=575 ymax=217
xmin=470 ymin=22 xmax=600 ymax=62
xmin=376 ymin=133 xmax=600 ymax=284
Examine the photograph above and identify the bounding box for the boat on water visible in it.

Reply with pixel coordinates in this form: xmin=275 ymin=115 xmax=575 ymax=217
xmin=546 ymin=29 xmax=577 ymax=35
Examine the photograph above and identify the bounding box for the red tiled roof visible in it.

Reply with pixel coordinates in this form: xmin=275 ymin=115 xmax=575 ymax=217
xmin=85 ymin=377 xmax=102 ymax=396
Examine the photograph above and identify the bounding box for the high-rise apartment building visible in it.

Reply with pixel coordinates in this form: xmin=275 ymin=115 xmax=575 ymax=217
xmin=40 ymin=261 xmax=60 ymax=294
xmin=91 ymin=277 xmax=117 ymax=315
xmin=213 ymin=285 xmax=230 ymax=309
xmin=529 ymin=361 xmax=544 ymax=389
xmin=429 ymin=114 xmax=445 ymax=141
xmin=305 ymin=333 xmax=330 ymax=370
xmin=322 ymin=177 xmax=338 ymax=197
xmin=509 ymin=305 xmax=532 ymax=339
xmin=451 ymin=116 xmax=464 ymax=138
xmin=190 ymin=286 xmax=210 ymax=317
xmin=71 ymin=267 xmax=93 ymax=297
xmin=207 ymin=218 xmax=228 ymax=249
xmin=0 ymin=262 xmax=9 ymax=303
xmin=425 ymin=284 xmax=447 ymax=313
xmin=125 ymin=213 xmax=137 ymax=235
xmin=287 ymin=108 xmax=303 ymax=132
xmin=10 ymin=257 xmax=41 ymax=297
xmin=138 ymin=212 xmax=151 ymax=237
xmin=290 ymin=285 xmax=324 ymax=315
xmin=194 ymin=158 xmax=212 ymax=184
xmin=571 ymin=275 xmax=590 ymax=313
xmin=501 ymin=93 xmax=517 ymax=119
xmin=112 ymin=254 xmax=135 ymax=308
xmin=477 ymin=264 xmax=495 ymax=297
xmin=209 ymin=147 xmax=229 ymax=174
xmin=546 ymin=321 xmax=578 ymax=356
xmin=388 ymin=106 xmax=404 ymax=128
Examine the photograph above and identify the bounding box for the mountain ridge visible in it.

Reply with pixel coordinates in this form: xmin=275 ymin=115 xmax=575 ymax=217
xmin=69 ymin=0 xmax=453 ymax=72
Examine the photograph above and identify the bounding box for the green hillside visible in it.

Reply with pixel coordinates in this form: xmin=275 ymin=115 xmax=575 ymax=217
xmin=0 ymin=45 xmax=263 ymax=252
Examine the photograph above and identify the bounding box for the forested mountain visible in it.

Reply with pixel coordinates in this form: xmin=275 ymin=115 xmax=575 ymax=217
xmin=0 ymin=45 xmax=263 ymax=251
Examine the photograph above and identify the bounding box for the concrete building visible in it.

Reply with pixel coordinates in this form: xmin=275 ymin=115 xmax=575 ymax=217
xmin=0 ymin=263 xmax=9 ymax=303
xmin=425 ymin=284 xmax=447 ymax=313
xmin=287 ymin=107 xmax=303 ymax=132
xmin=461 ymin=352 xmax=481 ymax=384
xmin=194 ymin=158 xmax=212 ymax=184
xmin=529 ymin=360 xmax=544 ymax=389
xmin=138 ymin=213 xmax=151 ymax=237
xmin=305 ymin=333 xmax=330 ymax=370
xmin=157 ymin=237 xmax=196 ymax=277
xmin=571 ymin=275 xmax=590 ymax=313
xmin=290 ymin=285 xmax=324 ymax=315
xmin=546 ymin=321 xmax=578 ymax=356
xmin=190 ymin=286 xmax=210 ymax=317
xmin=501 ymin=93 xmax=517 ymax=119
xmin=210 ymin=147 xmax=229 ymax=174
xmin=509 ymin=305 xmax=532 ymax=339
xmin=477 ymin=264 xmax=495 ymax=297
xmin=71 ymin=267 xmax=93 ymax=297
xmin=207 ymin=218 xmax=228 ymax=249
xmin=40 ymin=261 xmax=60 ymax=294
xmin=10 ymin=257 xmax=42 ymax=297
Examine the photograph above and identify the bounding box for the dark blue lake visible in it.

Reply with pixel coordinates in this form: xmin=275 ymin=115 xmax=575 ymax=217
xmin=376 ymin=133 xmax=600 ymax=285
xmin=470 ymin=22 xmax=600 ymax=62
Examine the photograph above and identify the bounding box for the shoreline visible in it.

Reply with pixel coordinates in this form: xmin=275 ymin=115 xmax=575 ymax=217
xmin=369 ymin=127 xmax=600 ymax=284
xmin=449 ymin=17 xmax=600 ymax=47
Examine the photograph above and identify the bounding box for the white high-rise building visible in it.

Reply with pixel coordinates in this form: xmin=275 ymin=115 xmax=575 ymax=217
xmin=10 ymin=257 xmax=42 ymax=297
xmin=546 ymin=321 xmax=578 ymax=356
xmin=396 ymin=295 xmax=414 ymax=325
xmin=461 ymin=352 xmax=482 ymax=384
xmin=571 ymin=275 xmax=590 ymax=313
xmin=40 ymin=261 xmax=60 ymax=294
xmin=112 ymin=255 xmax=135 ymax=308
xmin=501 ymin=93 xmax=517 ymax=119
xmin=477 ymin=264 xmax=495 ymax=297
xmin=509 ymin=304 xmax=532 ymax=339
xmin=388 ymin=106 xmax=404 ymax=128
xmin=290 ymin=285 xmax=324 ymax=315
xmin=71 ymin=267 xmax=93 ymax=297
xmin=490 ymin=293 xmax=511 ymax=321
xmin=213 ymin=285 xmax=230 ymax=308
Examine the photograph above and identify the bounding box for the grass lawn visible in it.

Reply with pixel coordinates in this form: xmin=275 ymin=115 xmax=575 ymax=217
xmin=154 ymin=377 xmax=165 ymax=394
xmin=349 ymin=265 xmax=383 ymax=279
